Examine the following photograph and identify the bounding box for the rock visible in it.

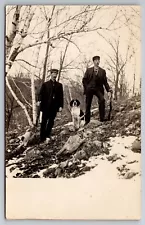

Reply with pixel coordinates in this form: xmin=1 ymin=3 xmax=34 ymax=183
xmin=78 ymin=164 xmax=84 ymax=168
xmin=27 ymin=133 xmax=40 ymax=145
xmin=60 ymin=129 xmax=69 ymax=136
xmin=55 ymin=168 xmax=62 ymax=177
xmin=32 ymin=174 xmax=40 ymax=178
xmin=93 ymin=140 xmax=103 ymax=149
xmin=81 ymin=160 xmax=87 ymax=164
xmin=93 ymin=127 xmax=102 ymax=134
xmin=132 ymin=139 xmax=141 ymax=153
xmin=9 ymin=139 xmax=15 ymax=144
xmin=74 ymin=150 xmax=88 ymax=160
xmin=49 ymin=164 xmax=58 ymax=169
xmin=9 ymin=166 xmax=17 ymax=173
xmin=102 ymin=147 xmax=110 ymax=155
xmin=124 ymin=172 xmax=138 ymax=179
xmin=82 ymin=166 xmax=91 ymax=172
xmin=68 ymin=126 xmax=76 ymax=132
xmin=24 ymin=148 xmax=41 ymax=160
xmin=68 ymin=161 xmax=73 ymax=167
xmin=43 ymin=167 xmax=56 ymax=177
xmin=107 ymin=154 xmax=121 ymax=163
xmin=127 ymin=160 xmax=138 ymax=164
xmin=83 ymin=130 xmax=92 ymax=138
xmin=90 ymin=120 xmax=102 ymax=126
xmin=57 ymin=135 xmax=85 ymax=155
xmin=60 ymin=160 xmax=68 ymax=168
xmin=117 ymin=164 xmax=126 ymax=172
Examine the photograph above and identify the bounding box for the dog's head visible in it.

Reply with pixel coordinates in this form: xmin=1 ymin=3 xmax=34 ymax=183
xmin=70 ymin=99 xmax=80 ymax=107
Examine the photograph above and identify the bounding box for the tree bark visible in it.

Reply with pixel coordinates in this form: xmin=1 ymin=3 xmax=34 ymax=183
xmin=6 ymin=6 xmax=34 ymax=76
xmin=6 ymin=6 xmax=22 ymax=58
xmin=41 ymin=6 xmax=55 ymax=84
xmin=6 ymin=77 xmax=33 ymax=127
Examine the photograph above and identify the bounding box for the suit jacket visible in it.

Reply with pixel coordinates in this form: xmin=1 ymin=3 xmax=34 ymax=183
xmin=82 ymin=66 xmax=111 ymax=94
xmin=38 ymin=79 xmax=64 ymax=113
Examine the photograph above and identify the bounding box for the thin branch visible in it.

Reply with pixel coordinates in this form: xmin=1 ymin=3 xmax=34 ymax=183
xmin=15 ymin=59 xmax=40 ymax=69
xmin=6 ymin=77 xmax=33 ymax=126
xmin=61 ymin=36 xmax=81 ymax=53
xmin=11 ymin=77 xmax=32 ymax=108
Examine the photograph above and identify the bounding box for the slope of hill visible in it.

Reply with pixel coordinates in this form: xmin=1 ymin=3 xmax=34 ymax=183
xmin=5 ymin=95 xmax=141 ymax=179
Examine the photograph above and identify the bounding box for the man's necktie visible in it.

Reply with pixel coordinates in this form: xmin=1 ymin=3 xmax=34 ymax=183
xmin=94 ymin=68 xmax=98 ymax=75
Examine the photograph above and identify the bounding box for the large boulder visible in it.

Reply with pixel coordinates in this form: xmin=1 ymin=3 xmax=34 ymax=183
xmin=57 ymin=134 xmax=85 ymax=155
xmin=131 ymin=139 xmax=141 ymax=153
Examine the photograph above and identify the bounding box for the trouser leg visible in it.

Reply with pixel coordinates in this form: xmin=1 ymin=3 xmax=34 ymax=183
xmin=85 ymin=90 xmax=93 ymax=124
xmin=40 ymin=112 xmax=48 ymax=141
xmin=45 ymin=110 xmax=57 ymax=138
xmin=95 ymin=91 xmax=105 ymax=121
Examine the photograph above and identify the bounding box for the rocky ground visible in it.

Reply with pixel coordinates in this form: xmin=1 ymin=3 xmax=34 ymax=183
xmin=5 ymin=95 xmax=141 ymax=180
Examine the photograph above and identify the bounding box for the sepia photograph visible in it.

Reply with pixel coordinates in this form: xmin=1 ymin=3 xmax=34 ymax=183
xmin=5 ymin=5 xmax=141 ymax=219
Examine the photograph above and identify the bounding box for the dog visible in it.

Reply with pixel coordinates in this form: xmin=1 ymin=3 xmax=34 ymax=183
xmin=70 ymin=99 xmax=84 ymax=130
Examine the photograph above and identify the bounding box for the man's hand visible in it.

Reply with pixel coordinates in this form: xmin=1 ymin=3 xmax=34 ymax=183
xmin=59 ymin=107 xmax=62 ymax=112
xmin=36 ymin=101 xmax=41 ymax=106
xmin=39 ymin=111 xmax=42 ymax=123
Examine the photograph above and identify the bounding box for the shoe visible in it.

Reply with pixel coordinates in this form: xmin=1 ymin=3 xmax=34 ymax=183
xmin=84 ymin=121 xmax=90 ymax=126
xmin=45 ymin=137 xmax=51 ymax=144
xmin=39 ymin=138 xmax=46 ymax=144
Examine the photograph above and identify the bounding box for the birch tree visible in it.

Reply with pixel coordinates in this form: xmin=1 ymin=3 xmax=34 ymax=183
xmin=5 ymin=5 xmax=125 ymax=128
xmin=6 ymin=6 xmax=35 ymax=126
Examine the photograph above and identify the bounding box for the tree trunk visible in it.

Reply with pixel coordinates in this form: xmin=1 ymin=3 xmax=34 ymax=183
xmin=133 ymin=73 xmax=136 ymax=95
xmin=6 ymin=6 xmax=22 ymax=58
xmin=57 ymin=35 xmax=72 ymax=82
xmin=114 ymin=72 xmax=119 ymax=100
xmin=42 ymin=28 xmax=50 ymax=84
xmin=6 ymin=6 xmax=34 ymax=76
xmin=6 ymin=77 xmax=33 ymax=127
xmin=41 ymin=6 xmax=55 ymax=84
xmin=30 ymin=74 xmax=37 ymax=124
xmin=31 ymin=33 xmax=45 ymax=124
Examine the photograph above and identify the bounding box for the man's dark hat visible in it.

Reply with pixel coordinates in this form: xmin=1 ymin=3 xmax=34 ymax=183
xmin=50 ymin=69 xmax=59 ymax=74
xmin=92 ymin=56 xmax=100 ymax=61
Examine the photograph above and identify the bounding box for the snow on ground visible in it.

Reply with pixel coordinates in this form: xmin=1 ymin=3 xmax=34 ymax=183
xmin=6 ymin=135 xmax=141 ymax=219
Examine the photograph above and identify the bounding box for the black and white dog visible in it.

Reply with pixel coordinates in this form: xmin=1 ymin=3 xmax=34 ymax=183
xmin=70 ymin=99 xmax=84 ymax=130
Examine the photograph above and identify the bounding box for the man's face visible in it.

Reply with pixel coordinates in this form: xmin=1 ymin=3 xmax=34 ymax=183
xmin=51 ymin=72 xmax=57 ymax=81
xmin=93 ymin=59 xmax=100 ymax=67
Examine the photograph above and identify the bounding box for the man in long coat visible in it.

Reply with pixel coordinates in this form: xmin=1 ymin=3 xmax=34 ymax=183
xmin=82 ymin=56 xmax=113 ymax=124
xmin=37 ymin=69 xmax=63 ymax=143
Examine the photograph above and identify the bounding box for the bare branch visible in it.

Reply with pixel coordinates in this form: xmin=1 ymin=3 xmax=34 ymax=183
xmin=11 ymin=77 xmax=32 ymax=108
xmin=15 ymin=59 xmax=40 ymax=69
xmin=6 ymin=77 xmax=33 ymax=126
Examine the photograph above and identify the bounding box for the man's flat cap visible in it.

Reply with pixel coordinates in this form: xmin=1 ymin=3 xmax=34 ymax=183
xmin=92 ymin=56 xmax=100 ymax=61
xmin=50 ymin=69 xmax=59 ymax=74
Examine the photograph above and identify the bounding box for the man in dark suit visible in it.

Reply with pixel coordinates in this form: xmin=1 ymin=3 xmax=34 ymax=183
xmin=37 ymin=69 xmax=64 ymax=143
xmin=82 ymin=56 xmax=113 ymax=124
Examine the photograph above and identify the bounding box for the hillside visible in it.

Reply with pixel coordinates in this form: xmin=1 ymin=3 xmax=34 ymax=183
xmin=5 ymin=95 xmax=141 ymax=180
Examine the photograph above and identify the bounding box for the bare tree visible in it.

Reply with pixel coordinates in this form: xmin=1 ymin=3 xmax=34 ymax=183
xmin=6 ymin=6 xmax=35 ymax=126
xmin=98 ymin=32 xmax=133 ymax=100
xmin=5 ymin=5 xmax=131 ymax=127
